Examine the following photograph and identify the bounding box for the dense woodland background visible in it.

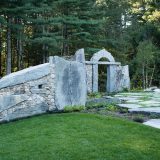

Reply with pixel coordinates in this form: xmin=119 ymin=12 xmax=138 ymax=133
xmin=0 ymin=0 xmax=160 ymax=89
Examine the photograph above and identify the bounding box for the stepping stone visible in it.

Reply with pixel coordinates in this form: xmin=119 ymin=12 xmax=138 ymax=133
xmin=144 ymin=104 xmax=160 ymax=107
xmin=139 ymin=101 xmax=160 ymax=107
xmin=129 ymin=107 xmax=160 ymax=114
xmin=128 ymin=95 xmax=146 ymax=98
xmin=126 ymin=99 xmax=143 ymax=103
xmin=143 ymin=119 xmax=160 ymax=129
xmin=140 ymin=100 xmax=160 ymax=105
xmin=117 ymin=97 xmax=139 ymax=101
xmin=117 ymin=104 xmax=142 ymax=109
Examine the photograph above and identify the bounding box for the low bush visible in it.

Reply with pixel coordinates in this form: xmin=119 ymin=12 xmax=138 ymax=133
xmin=105 ymin=104 xmax=118 ymax=112
xmin=118 ymin=108 xmax=128 ymax=113
xmin=64 ymin=105 xmax=85 ymax=113
xmin=86 ymin=102 xmax=105 ymax=109
xmin=132 ymin=115 xmax=145 ymax=123
xmin=87 ymin=92 xmax=102 ymax=99
xmin=86 ymin=102 xmax=118 ymax=111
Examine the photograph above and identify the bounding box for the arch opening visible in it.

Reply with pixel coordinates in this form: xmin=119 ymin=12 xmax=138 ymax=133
xmin=98 ymin=57 xmax=108 ymax=92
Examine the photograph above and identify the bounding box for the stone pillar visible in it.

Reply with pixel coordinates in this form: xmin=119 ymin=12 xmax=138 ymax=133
xmin=107 ymin=65 xmax=120 ymax=93
xmin=49 ymin=56 xmax=54 ymax=64
xmin=74 ymin=48 xmax=85 ymax=63
xmin=86 ymin=64 xmax=93 ymax=93
xmin=92 ymin=64 xmax=98 ymax=92
xmin=107 ymin=65 xmax=130 ymax=93
xmin=54 ymin=56 xmax=87 ymax=110
xmin=121 ymin=65 xmax=130 ymax=90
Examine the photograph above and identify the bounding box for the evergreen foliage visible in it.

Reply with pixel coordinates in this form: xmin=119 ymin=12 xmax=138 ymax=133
xmin=0 ymin=0 xmax=160 ymax=88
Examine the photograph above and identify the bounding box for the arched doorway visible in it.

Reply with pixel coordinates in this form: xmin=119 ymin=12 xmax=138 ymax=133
xmin=84 ymin=49 xmax=130 ymax=93
xmin=90 ymin=49 xmax=115 ymax=92
xmin=98 ymin=57 xmax=108 ymax=92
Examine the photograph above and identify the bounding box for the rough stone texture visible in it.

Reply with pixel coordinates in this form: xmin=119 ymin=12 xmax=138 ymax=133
xmin=0 ymin=62 xmax=56 ymax=122
xmin=129 ymin=107 xmax=160 ymax=114
xmin=121 ymin=65 xmax=130 ymax=90
xmin=0 ymin=63 xmax=50 ymax=89
xmin=86 ymin=49 xmax=130 ymax=93
xmin=86 ymin=97 xmax=121 ymax=106
xmin=90 ymin=49 xmax=115 ymax=62
xmin=144 ymin=86 xmax=158 ymax=92
xmin=90 ymin=49 xmax=115 ymax=92
xmin=54 ymin=56 xmax=87 ymax=110
xmin=107 ymin=65 xmax=119 ymax=92
xmin=92 ymin=64 xmax=99 ymax=92
xmin=0 ymin=50 xmax=89 ymax=122
xmin=0 ymin=95 xmax=29 ymax=113
xmin=117 ymin=104 xmax=143 ymax=109
xmin=0 ymin=73 xmax=55 ymax=122
xmin=86 ymin=64 xmax=93 ymax=93
xmin=0 ymin=95 xmax=49 ymax=122
xmin=0 ymin=51 xmax=88 ymax=122
xmin=139 ymin=100 xmax=160 ymax=105
xmin=74 ymin=48 xmax=85 ymax=63
xmin=143 ymin=119 xmax=160 ymax=129
xmin=107 ymin=65 xmax=130 ymax=92
xmin=154 ymin=89 xmax=160 ymax=92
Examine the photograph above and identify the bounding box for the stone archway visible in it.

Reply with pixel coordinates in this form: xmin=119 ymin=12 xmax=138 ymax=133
xmin=90 ymin=49 xmax=115 ymax=62
xmin=90 ymin=50 xmax=116 ymax=92
xmin=75 ymin=48 xmax=130 ymax=93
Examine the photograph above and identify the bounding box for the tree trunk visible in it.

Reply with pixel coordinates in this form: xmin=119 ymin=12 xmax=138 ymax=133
xmin=149 ymin=64 xmax=155 ymax=87
xmin=18 ymin=19 xmax=23 ymax=70
xmin=142 ymin=64 xmax=145 ymax=89
xmin=42 ymin=25 xmax=46 ymax=63
xmin=18 ymin=33 xmax=23 ymax=70
xmin=62 ymin=23 xmax=69 ymax=56
xmin=42 ymin=44 xmax=46 ymax=63
xmin=0 ymin=29 xmax=2 ymax=77
xmin=6 ymin=17 xmax=12 ymax=75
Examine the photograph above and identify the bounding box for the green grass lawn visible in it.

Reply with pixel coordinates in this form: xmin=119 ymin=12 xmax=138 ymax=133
xmin=0 ymin=113 xmax=160 ymax=160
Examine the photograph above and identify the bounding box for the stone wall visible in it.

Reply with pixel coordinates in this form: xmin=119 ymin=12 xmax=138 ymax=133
xmin=0 ymin=48 xmax=130 ymax=122
xmin=86 ymin=63 xmax=130 ymax=93
xmin=0 ymin=55 xmax=87 ymax=123
xmin=0 ymin=63 xmax=56 ymax=122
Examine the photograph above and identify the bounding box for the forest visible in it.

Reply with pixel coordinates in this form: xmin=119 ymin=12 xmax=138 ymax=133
xmin=0 ymin=0 xmax=160 ymax=89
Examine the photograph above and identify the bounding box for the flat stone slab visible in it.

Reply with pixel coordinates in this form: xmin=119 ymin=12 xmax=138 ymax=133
xmin=139 ymin=100 xmax=160 ymax=107
xmin=116 ymin=93 xmax=147 ymax=96
xmin=126 ymin=99 xmax=143 ymax=103
xmin=140 ymin=100 xmax=160 ymax=104
xmin=143 ymin=104 xmax=160 ymax=107
xmin=117 ymin=104 xmax=143 ymax=109
xmin=143 ymin=119 xmax=160 ymax=129
xmin=0 ymin=95 xmax=29 ymax=112
xmin=0 ymin=63 xmax=50 ymax=89
xmin=129 ymin=107 xmax=160 ymax=114
xmin=117 ymin=97 xmax=140 ymax=101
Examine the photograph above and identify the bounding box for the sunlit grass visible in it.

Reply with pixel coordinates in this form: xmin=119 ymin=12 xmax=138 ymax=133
xmin=0 ymin=113 xmax=160 ymax=160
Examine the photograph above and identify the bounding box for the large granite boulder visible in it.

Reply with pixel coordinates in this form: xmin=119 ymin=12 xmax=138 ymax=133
xmin=54 ymin=56 xmax=87 ymax=110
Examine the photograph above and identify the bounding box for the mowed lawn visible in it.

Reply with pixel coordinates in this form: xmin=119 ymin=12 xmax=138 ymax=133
xmin=0 ymin=113 xmax=160 ymax=160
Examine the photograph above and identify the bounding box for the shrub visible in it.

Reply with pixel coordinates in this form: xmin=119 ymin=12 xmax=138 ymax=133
xmin=132 ymin=115 xmax=145 ymax=123
xmin=86 ymin=102 xmax=104 ymax=109
xmin=64 ymin=105 xmax=85 ymax=113
xmin=86 ymin=102 xmax=118 ymax=111
xmin=87 ymin=92 xmax=102 ymax=99
xmin=105 ymin=104 xmax=118 ymax=112
xmin=118 ymin=108 xmax=128 ymax=114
